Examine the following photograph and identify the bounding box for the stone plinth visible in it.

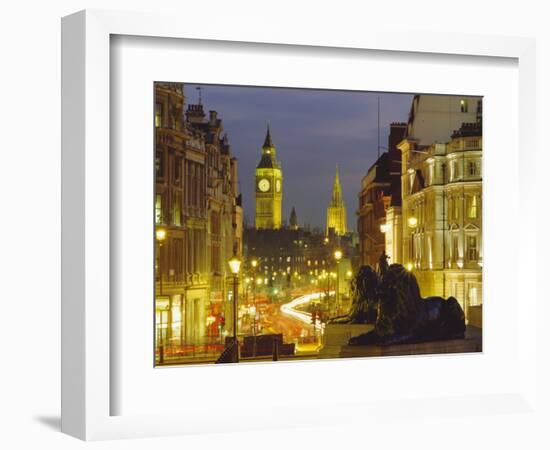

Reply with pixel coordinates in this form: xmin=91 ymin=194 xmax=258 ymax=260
xmin=319 ymin=323 xmax=374 ymax=359
xmin=339 ymin=326 xmax=482 ymax=358
xmin=468 ymin=305 xmax=483 ymax=328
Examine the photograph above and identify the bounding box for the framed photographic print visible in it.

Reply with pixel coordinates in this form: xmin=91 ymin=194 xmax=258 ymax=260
xmin=62 ymin=9 xmax=538 ymax=441
xmin=152 ymin=82 xmax=483 ymax=367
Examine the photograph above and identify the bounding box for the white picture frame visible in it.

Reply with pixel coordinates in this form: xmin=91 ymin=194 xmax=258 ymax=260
xmin=61 ymin=9 xmax=537 ymax=441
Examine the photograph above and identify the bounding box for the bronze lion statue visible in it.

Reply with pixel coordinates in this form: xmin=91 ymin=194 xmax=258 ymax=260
xmin=338 ymin=262 xmax=466 ymax=346
xmin=329 ymin=265 xmax=379 ymax=324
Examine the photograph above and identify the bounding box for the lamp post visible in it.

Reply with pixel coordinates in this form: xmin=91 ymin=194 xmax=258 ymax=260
xmin=228 ymin=255 xmax=242 ymax=361
xmin=334 ymin=249 xmax=342 ymax=315
xmin=156 ymin=228 xmax=166 ymax=295
xmin=251 ymin=258 xmax=258 ymax=336
xmin=155 ymin=228 xmax=166 ymax=363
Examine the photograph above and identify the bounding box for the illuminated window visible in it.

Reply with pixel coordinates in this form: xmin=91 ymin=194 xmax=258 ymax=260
xmin=155 ymin=194 xmax=163 ymax=224
xmin=155 ymin=102 xmax=163 ymax=127
xmin=460 ymin=99 xmax=468 ymax=113
xmin=469 ymin=286 xmax=480 ymax=306
xmin=452 ymin=196 xmax=460 ymax=220
xmin=467 ymin=195 xmax=478 ymax=219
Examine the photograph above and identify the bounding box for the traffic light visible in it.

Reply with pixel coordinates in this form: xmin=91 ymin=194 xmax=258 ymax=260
xmin=311 ymin=310 xmax=317 ymax=325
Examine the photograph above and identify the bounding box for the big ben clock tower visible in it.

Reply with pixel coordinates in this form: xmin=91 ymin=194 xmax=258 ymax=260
xmin=255 ymin=125 xmax=283 ymax=230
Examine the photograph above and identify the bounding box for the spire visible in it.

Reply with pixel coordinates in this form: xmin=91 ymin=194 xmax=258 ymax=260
xmin=330 ymin=166 xmax=344 ymax=206
xmin=263 ymin=123 xmax=274 ymax=148
xmin=326 ymin=166 xmax=347 ymax=236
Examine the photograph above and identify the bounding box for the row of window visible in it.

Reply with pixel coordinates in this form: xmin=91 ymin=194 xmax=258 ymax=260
xmin=408 ymin=159 xmax=480 ymax=194
xmin=446 ymin=194 xmax=480 ymax=220
xmin=448 ymin=159 xmax=481 ymax=182
xmin=409 ymin=232 xmax=479 ymax=265
xmin=407 ymin=193 xmax=480 ymax=229
xmin=155 ymin=101 xmax=182 ymax=131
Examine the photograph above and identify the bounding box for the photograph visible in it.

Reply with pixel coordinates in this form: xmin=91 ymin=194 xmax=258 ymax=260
xmin=154 ymin=82 xmax=483 ymax=366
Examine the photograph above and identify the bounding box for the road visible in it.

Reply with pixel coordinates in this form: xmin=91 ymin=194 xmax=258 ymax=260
xmin=280 ymin=292 xmax=328 ymax=332
xmin=254 ymin=290 xmax=335 ymax=353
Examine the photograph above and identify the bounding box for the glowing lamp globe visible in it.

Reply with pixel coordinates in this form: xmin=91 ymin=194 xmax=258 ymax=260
xmin=155 ymin=228 xmax=166 ymax=242
xmin=228 ymin=256 xmax=242 ymax=275
xmin=407 ymin=217 xmax=418 ymax=228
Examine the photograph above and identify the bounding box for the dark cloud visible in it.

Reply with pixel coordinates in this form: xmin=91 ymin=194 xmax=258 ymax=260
xmin=185 ymin=83 xmax=413 ymax=230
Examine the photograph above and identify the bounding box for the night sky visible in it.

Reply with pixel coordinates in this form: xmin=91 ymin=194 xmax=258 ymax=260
xmin=185 ymin=83 xmax=413 ymax=232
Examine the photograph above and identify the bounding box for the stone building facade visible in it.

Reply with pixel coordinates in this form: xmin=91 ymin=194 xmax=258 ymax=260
xmin=357 ymin=123 xmax=406 ymax=267
xmin=396 ymin=94 xmax=483 ymax=317
xmin=154 ymin=82 xmax=242 ymax=350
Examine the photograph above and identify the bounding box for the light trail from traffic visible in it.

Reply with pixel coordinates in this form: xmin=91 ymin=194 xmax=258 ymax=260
xmin=280 ymin=291 xmax=334 ymax=331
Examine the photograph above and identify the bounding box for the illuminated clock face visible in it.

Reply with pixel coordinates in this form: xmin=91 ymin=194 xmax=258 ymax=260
xmin=258 ymin=178 xmax=270 ymax=192
xmin=276 ymin=179 xmax=281 ymax=192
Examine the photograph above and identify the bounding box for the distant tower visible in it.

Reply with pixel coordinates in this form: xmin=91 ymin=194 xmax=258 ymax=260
xmin=289 ymin=206 xmax=298 ymax=230
xmin=255 ymin=125 xmax=283 ymax=230
xmin=326 ymin=166 xmax=347 ymax=235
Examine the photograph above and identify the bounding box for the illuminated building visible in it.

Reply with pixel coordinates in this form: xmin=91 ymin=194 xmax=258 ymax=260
xmin=397 ymin=94 xmax=483 ymax=318
xmin=255 ymin=126 xmax=283 ymax=230
xmin=326 ymin=166 xmax=347 ymax=236
xmin=357 ymin=123 xmax=406 ymax=267
xmin=154 ymin=82 xmax=242 ymax=352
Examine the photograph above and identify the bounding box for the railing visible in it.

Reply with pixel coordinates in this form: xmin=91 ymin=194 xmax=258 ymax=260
xmin=155 ymin=339 xmax=226 ymax=362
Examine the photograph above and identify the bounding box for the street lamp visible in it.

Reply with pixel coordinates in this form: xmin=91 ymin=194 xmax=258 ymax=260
xmin=228 ymin=256 xmax=241 ymax=331
xmin=334 ymin=249 xmax=342 ymax=315
xmin=407 ymin=216 xmax=418 ymax=228
xmin=228 ymin=255 xmax=241 ymax=362
xmin=155 ymin=228 xmax=166 ymax=295
xmin=155 ymin=228 xmax=167 ymax=362
xmin=250 ymin=258 xmax=259 ymax=336
xmin=228 ymin=255 xmax=241 ymax=361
